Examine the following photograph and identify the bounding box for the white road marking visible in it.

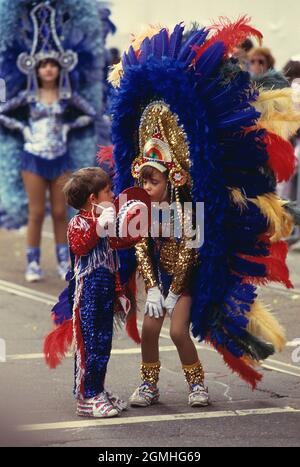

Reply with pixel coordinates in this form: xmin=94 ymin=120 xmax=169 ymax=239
xmin=267 ymin=358 xmax=300 ymax=370
xmin=0 ymin=280 xmax=56 ymax=305
xmin=18 ymin=406 xmax=300 ymax=432
xmin=0 ymin=280 xmax=56 ymax=299
xmin=286 ymin=341 xmax=300 ymax=347
xmin=215 ymin=382 xmax=233 ymax=401
xmin=1 ymin=279 xmax=300 ymax=377
xmin=6 ymin=348 xmax=300 ymax=379
xmin=261 ymin=364 xmax=300 ymax=378
xmin=6 ymin=344 xmax=207 ymax=361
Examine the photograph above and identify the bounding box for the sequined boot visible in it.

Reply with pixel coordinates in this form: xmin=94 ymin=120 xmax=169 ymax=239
xmin=56 ymin=243 xmax=70 ymax=280
xmin=129 ymin=361 xmax=160 ymax=407
xmin=182 ymin=361 xmax=209 ymax=407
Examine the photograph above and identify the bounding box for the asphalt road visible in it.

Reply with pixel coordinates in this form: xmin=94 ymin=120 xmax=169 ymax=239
xmin=0 ymin=221 xmax=300 ymax=447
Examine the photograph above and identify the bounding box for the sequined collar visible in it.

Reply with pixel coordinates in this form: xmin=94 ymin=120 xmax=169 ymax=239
xmin=78 ymin=209 xmax=94 ymax=220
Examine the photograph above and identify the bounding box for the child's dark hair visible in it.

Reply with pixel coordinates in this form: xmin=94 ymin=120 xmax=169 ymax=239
xmin=140 ymin=165 xmax=165 ymax=181
xmin=63 ymin=167 xmax=111 ymax=210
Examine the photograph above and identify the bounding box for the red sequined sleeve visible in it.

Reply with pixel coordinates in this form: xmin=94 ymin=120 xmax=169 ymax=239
xmin=68 ymin=215 xmax=99 ymax=256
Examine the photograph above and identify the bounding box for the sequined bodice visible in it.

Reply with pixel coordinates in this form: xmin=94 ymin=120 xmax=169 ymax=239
xmin=25 ymin=100 xmax=68 ymax=159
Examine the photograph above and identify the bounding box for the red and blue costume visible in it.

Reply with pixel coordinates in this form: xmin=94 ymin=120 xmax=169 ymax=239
xmin=44 ymin=208 xmax=139 ymax=399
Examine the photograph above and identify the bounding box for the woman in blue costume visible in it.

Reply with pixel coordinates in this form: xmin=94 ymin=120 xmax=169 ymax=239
xmin=0 ymin=0 xmax=114 ymax=281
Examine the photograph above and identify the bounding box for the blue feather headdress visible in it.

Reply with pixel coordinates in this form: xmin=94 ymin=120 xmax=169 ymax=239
xmin=109 ymin=18 xmax=298 ymax=388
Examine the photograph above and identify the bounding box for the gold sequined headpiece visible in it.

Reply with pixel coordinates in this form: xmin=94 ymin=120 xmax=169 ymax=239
xmin=131 ymin=101 xmax=191 ymax=187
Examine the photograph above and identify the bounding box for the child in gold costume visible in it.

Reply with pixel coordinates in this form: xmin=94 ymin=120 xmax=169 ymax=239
xmin=108 ymin=18 xmax=300 ymax=407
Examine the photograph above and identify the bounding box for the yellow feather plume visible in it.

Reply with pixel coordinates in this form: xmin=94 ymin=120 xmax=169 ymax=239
xmin=255 ymin=89 xmax=294 ymax=116
xmin=247 ymin=300 xmax=286 ymax=351
xmin=249 ymin=193 xmax=294 ymax=242
xmin=108 ymin=25 xmax=167 ymax=88
xmin=254 ymin=89 xmax=300 ymax=141
xmin=259 ymin=113 xmax=300 ymax=141
xmin=241 ymin=355 xmax=261 ymax=368
xmin=228 ymin=187 xmax=247 ymax=210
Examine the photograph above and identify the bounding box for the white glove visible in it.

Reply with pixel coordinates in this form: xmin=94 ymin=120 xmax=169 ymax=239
xmin=23 ymin=126 xmax=33 ymax=142
xmin=164 ymin=290 xmax=181 ymax=316
xmin=97 ymin=207 xmax=116 ymax=228
xmin=145 ymin=286 xmax=164 ymax=319
xmin=62 ymin=124 xmax=70 ymax=143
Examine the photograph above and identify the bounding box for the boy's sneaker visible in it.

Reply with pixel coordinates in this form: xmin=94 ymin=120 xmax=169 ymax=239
xmin=57 ymin=261 xmax=70 ymax=281
xmin=25 ymin=261 xmax=44 ymax=282
xmin=188 ymin=383 xmax=210 ymax=407
xmin=76 ymin=391 xmax=119 ymax=418
xmin=105 ymin=390 xmax=128 ymax=412
xmin=129 ymin=382 xmax=159 ymax=407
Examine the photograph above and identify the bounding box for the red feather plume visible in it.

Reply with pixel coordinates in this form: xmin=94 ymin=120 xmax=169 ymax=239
xmin=125 ymin=273 xmax=141 ymax=344
xmin=264 ymin=132 xmax=296 ymax=182
xmin=193 ymin=15 xmax=263 ymax=63
xmin=240 ymin=240 xmax=293 ymax=289
xmin=97 ymin=145 xmax=114 ymax=169
xmin=208 ymin=339 xmax=263 ymax=389
xmin=125 ymin=313 xmax=141 ymax=344
xmin=43 ymin=319 xmax=73 ymax=369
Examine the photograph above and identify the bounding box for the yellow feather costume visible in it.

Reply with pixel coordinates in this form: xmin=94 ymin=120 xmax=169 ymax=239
xmin=246 ymin=300 xmax=286 ymax=352
xmin=248 ymin=194 xmax=294 ymax=242
xmin=254 ymin=88 xmax=300 ymax=141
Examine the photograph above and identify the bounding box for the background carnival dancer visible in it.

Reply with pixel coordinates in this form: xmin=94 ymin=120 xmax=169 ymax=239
xmin=108 ymin=17 xmax=300 ymax=396
xmin=0 ymin=0 xmax=114 ymax=281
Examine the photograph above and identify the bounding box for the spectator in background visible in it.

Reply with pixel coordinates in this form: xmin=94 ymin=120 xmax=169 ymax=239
xmin=278 ymin=59 xmax=300 ymax=209
xmin=283 ymin=59 xmax=300 ymax=85
xmin=109 ymin=47 xmax=121 ymax=66
xmin=249 ymin=47 xmax=275 ymax=75
xmin=232 ymin=38 xmax=254 ymax=70
xmin=249 ymin=47 xmax=289 ymax=89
